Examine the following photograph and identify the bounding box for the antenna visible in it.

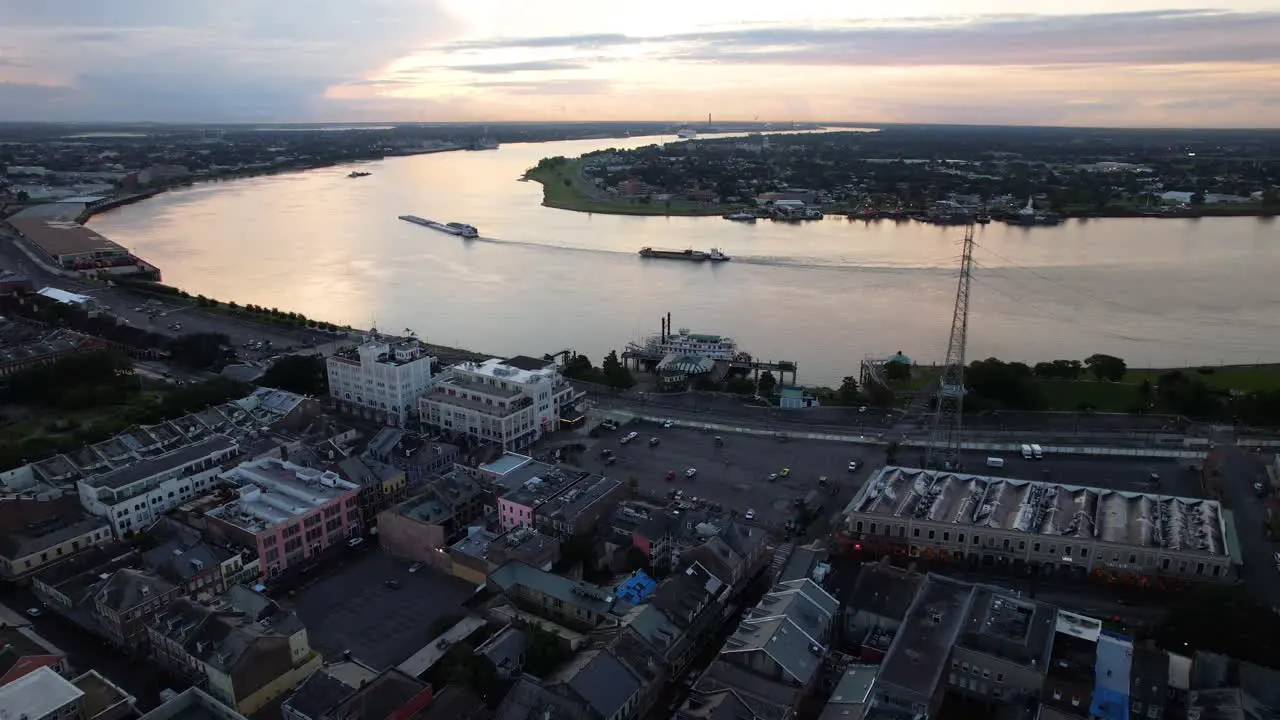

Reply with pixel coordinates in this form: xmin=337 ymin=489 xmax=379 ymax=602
xmin=924 ymin=224 xmax=976 ymax=471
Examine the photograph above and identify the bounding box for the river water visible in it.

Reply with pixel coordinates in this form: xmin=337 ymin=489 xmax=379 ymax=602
xmin=88 ymin=133 xmax=1280 ymax=385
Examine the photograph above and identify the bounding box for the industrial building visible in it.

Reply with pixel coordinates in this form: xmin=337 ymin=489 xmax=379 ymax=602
xmin=6 ymin=216 xmax=160 ymax=279
xmin=841 ymin=466 xmax=1236 ymax=583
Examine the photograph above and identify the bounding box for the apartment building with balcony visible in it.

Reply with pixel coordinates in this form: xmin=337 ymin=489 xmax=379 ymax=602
xmin=420 ymin=357 xmax=576 ymax=450
xmin=327 ymin=337 xmax=436 ymax=427
xmin=204 ymin=459 xmax=361 ymax=580
xmin=76 ymin=436 xmax=240 ymax=536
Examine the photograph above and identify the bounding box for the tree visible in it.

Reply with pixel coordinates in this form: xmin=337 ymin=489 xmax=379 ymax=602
xmin=260 ymin=355 xmax=328 ymax=396
xmin=1138 ymin=378 xmax=1153 ymax=403
xmin=1190 ymin=190 xmax=1206 ymax=205
xmin=168 ymin=332 xmax=233 ymax=370
xmin=836 ymin=376 xmax=860 ymax=404
xmin=601 ymin=350 xmax=634 ymax=389
xmin=884 ymin=362 xmax=911 ymax=381
xmin=561 ymin=353 xmax=594 ymax=381
xmin=522 ymin=624 xmax=571 ymax=677
xmin=757 ymin=371 xmax=778 ymax=398
xmin=967 ymin=358 xmax=1044 ymax=410
xmin=1084 ymin=354 xmax=1127 ymax=382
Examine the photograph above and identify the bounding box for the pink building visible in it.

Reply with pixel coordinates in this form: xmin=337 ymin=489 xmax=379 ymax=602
xmin=205 ymin=458 xmax=361 ymax=579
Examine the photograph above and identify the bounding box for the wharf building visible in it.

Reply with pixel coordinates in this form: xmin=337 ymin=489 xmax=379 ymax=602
xmin=840 ymin=466 xmax=1236 ymax=584
xmin=326 ymin=337 xmax=436 ymax=428
xmin=5 ymin=214 xmax=160 ymax=280
xmin=419 ymin=356 xmax=578 ymax=450
xmin=203 ymin=458 xmax=361 ymax=580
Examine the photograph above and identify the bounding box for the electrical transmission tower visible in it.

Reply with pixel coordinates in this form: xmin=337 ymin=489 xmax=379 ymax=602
xmin=924 ymin=224 xmax=976 ymax=471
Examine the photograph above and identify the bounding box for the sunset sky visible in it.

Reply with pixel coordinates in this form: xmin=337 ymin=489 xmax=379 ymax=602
xmin=1 ymin=0 xmax=1278 ymax=127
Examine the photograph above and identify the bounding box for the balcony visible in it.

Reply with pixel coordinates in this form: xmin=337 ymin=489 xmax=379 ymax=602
xmin=427 ymin=388 xmax=533 ymax=418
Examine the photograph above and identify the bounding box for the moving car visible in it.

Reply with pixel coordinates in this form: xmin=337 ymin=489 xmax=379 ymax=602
xmin=847 ymin=461 xmax=859 ymax=472
xmin=25 ymin=607 xmax=41 ymax=618
xmin=662 ymin=420 xmax=675 ymax=428
xmin=744 ymin=509 xmax=756 ymax=520
xmin=347 ymin=537 xmax=364 ymax=548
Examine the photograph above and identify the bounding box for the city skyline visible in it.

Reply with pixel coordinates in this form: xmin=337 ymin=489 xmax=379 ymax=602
xmin=1 ymin=0 xmax=1279 ymax=127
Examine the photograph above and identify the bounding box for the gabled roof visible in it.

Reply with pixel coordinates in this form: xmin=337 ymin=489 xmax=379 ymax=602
xmin=95 ymin=568 xmax=176 ymax=613
xmin=563 ymin=651 xmax=641 ymax=720
xmin=720 ymin=578 xmax=838 ymax=687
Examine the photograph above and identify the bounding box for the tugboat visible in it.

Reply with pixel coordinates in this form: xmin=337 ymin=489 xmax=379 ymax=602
xmin=348 ymin=171 xmax=372 ymax=178
xmin=723 ymin=212 xmax=756 ymax=223
xmin=398 ymin=215 xmax=479 ymax=238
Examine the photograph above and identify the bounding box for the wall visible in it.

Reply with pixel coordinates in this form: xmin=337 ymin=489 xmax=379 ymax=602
xmin=376 ymin=510 xmax=448 ymax=568
xmin=497 ymin=496 xmax=535 ymax=533
xmin=234 ymin=652 xmax=322 ymax=715
xmin=950 ymin=647 xmax=1046 ymax=704
xmin=0 ymin=522 xmax=111 ymax=580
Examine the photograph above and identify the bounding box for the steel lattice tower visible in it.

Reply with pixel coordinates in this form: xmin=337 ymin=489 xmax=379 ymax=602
xmin=924 ymin=224 xmax=976 ymax=471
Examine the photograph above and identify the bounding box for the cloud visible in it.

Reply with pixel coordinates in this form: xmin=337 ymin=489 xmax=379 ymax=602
xmin=443 ymin=10 xmax=1280 ymax=67
xmin=446 ymin=60 xmax=589 ymax=74
xmin=469 ymin=78 xmax=613 ymax=95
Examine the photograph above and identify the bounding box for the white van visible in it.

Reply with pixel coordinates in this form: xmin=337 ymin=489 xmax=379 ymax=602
xmin=1020 ymin=444 xmax=1033 ymax=460
xmin=1031 ymin=444 xmax=1043 ymax=460
xmin=986 ymin=457 xmax=1005 ymax=469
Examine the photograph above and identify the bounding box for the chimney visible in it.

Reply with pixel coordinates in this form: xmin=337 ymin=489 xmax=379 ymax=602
xmin=667 ymin=312 xmax=672 ymax=337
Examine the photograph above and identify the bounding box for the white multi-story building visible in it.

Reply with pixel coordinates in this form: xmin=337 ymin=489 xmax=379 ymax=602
xmin=77 ymin=436 xmax=240 ymax=536
xmin=326 ymin=338 xmax=436 ymax=427
xmin=420 ymin=356 xmax=577 ymax=450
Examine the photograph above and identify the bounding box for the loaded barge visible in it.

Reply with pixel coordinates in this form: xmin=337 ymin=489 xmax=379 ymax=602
xmin=398 ymin=215 xmax=479 ymax=238
xmin=638 ymin=247 xmax=730 ymax=262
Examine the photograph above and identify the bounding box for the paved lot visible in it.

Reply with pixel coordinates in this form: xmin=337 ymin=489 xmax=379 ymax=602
xmin=582 ymin=420 xmax=874 ymax=526
xmin=286 ymin=551 xmax=474 ymax=670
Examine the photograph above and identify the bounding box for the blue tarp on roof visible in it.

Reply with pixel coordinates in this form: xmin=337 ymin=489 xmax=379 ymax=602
xmin=615 ymin=570 xmax=657 ymax=604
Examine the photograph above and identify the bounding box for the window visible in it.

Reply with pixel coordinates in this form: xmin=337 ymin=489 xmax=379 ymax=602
xmin=961 ymin=663 xmax=970 ymax=673
xmin=1064 ymin=546 xmax=1072 ymax=557
xmin=951 ymin=660 xmax=959 ymax=669
xmin=943 ymin=532 xmax=950 ymax=542
xmin=992 ymin=688 xmax=1002 ymax=698
xmin=898 ymin=526 xmax=905 ymax=537
xmin=996 ymin=673 xmax=1004 ymax=683
xmin=1197 ymin=562 xmax=1205 ymax=575
xmin=1034 ymin=542 xmax=1042 ymax=552
xmin=928 ymin=530 xmax=935 ymax=540
xmin=1133 ymin=701 xmax=1143 ymax=713
xmin=913 ymin=528 xmax=920 ymax=538
xmin=972 ymin=535 xmax=980 ymax=545
xmin=982 ymin=669 xmax=990 ymax=679
xmin=1052 ymin=690 xmax=1062 ymax=700
xmin=870 ymin=523 xmax=877 ymax=534
xmin=1071 ymin=697 xmax=1081 ymax=707
xmin=958 ymin=533 xmax=966 ymax=544
xmin=1018 ymin=541 xmax=1026 ymax=550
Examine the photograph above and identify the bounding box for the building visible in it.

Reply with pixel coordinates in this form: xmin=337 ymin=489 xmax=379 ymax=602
xmin=544 ymin=641 xmax=661 ymax=720
xmin=448 ymin=526 xmax=561 ymax=585
xmin=0 ymin=624 xmax=68 ymax=686
xmin=281 ymin=657 xmax=378 ymax=720
xmin=497 ymin=466 xmax=584 ymax=533
xmin=326 ymin=337 xmax=436 ymax=427
xmin=137 ymin=687 xmax=249 ymax=720
xmin=140 ymin=524 xmax=244 ymax=598
xmin=488 ymin=561 xmax=633 ymax=634
xmin=0 ymin=507 xmax=111 ymax=581
xmin=602 ymin=500 xmax=683 ymax=574
xmin=624 ymin=561 xmax=728 ymax=676
xmin=537 ymin=472 xmax=626 ymax=538
xmin=204 ymin=458 xmax=362 ymax=580
xmin=94 ymin=568 xmax=183 ymax=648
xmin=6 ymin=217 xmax=160 ymax=279
xmin=323 ymin=668 xmax=435 ymax=720
xmin=0 ymin=666 xmax=134 ymax=720
xmin=420 ymin=356 xmax=576 ymax=450
xmin=680 ymin=519 xmax=770 ymax=594
xmin=76 ymin=436 xmax=240 ymax=536
xmin=842 ymin=466 xmax=1235 ymax=583
xmin=149 ymin=597 xmax=321 ymax=714
xmin=334 ymin=454 xmax=409 ymax=527
xmin=843 ymin=561 xmax=925 ymax=664
xmin=493 ymin=677 xmax=598 ymax=720
xmin=0 ymin=329 xmax=105 ymax=378
xmin=685 ymin=578 xmax=839 ymax=720
xmin=36 ymin=286 xmax=100 ymax=311
xmin=377 ymin=471 xmax=486 ymax=569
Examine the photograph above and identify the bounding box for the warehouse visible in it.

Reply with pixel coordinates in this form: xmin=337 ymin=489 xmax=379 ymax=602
xmin=841 ymin=466 xmax=1236 ymax=583
xmin=6 ymin=217 xmax=160 ymax=279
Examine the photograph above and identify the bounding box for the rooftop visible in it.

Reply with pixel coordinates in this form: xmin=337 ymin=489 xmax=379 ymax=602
xmin=9 ymin=216 xmax=127 ymax=257
xmin=327 ymin=669 xmax=430 ymax=720
xmin=502 ymin=466 xmax=585 ymax=508
xmin=848 ymin=466 xmax=1228 ymax=555
xmin=208 ymin=458 xmax=359 ymax=534
xmin=96 ymin=568 xmax=177 ymax=613
xmin=876 ymin=574 xmax=974 ymax=701
xmin=82 ymin=435 xmax=237 ymax=491
xmin=330 ymin=338 xmax=430 ymax=369
xmin=849 ymin=562 xmax=925 ymax=623
xmin=538 ymin=472 xmax=622 ymax=523
xmin=493 ymin=677 xmax=597 ymax=720
xmin=137 ymin=687 xmax=248 ymax=720
xmin=819 ymin=665 xmax=878 ymax=720
xmin=722 ymin=578 xmax=838 ymax=687
xmin=0 ymin=330 xmax=101 ymax=371
xmin=451 ymin=529 xmax=500 ymax=559
xmin=489 ymin=561 xmax=631 ymax=619
xmin=0 ymin=666 xmax=84 ymax=720
xmin=957 ymin=587 xmax=1057 ymax=669
xmin=73 ymin=670 xmax=135 ymax=720
xmin=0 ymin=512 xmax=108 ymax=560
xmin=479 ymin=453 xmax=534 ymax=478
xmin=454 ymin=357 xmax=560 ymax=387
xmin=284 ymin=660 xmax=377 ymax=720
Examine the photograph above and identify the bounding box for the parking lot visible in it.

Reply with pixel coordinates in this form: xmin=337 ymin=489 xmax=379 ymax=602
xmin=583 ymin=420 xmax=872 ymax=526
xmin=285 ymin=551 xmax=474 ymax=669
xmin=948 ymin=450 xmax=1201 ymax=498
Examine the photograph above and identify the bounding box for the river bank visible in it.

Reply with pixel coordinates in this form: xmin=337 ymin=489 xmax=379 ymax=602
xmin=523 ymin=159 xmax=728 ymax=216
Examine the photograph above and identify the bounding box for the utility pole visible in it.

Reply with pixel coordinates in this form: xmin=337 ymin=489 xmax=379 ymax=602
xmin=924 ymin=224 xmax=976 ymax=471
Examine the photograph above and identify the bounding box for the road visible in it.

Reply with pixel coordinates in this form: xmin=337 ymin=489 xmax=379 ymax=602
xmin=1211 ymin=429 xmax=1280 ymax=607
xmin=0 ymin=585 xmax=185 ymax=711
xmin=583 ymin=385 xmax=1200 ymax=449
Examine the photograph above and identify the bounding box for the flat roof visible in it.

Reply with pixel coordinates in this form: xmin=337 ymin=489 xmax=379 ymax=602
xmin=9 ymin=217 xmax=126 ymax=257
xmin=849 ymin=466 xmax=1227 ymax=556
xmin=539 ymin=473 xmax=621 ymax=522
xmin=479 ymin=452 xmax=533 ymax=477
xmin=37 ymin=287 xmax=96 ymax=305
xmin=0 ymin=666 xmax=84 ymax=719
xmin=83 ymin=435 xmax=237 ymax=491
xmin=209 ymin=458 xmax=359 ymax=533
xmin=455 ymin=357 xmax=559 ymax=387
xmin=877 ymin=574 xmax=974 ymax=700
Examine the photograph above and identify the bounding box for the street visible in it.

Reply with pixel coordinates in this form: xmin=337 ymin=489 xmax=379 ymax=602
xmin=0 ymin=585 xmax=185 ymax=711
xmin=1212 ymin=434 xmax=1280 ymax=607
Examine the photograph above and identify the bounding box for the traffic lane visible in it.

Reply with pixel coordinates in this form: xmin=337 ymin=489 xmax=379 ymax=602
xmin=597 ymin=425 xmax=870 ymax=525
xmin=950 ymin=451 xmax=1197 ymax=497
xmin=1217 ymin=448 xmax=1280 ymax=605
xmin=0 ymin=585 xmax=180 ymax=711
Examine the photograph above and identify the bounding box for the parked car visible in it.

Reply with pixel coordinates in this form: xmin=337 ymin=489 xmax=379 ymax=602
xmin=666 ymin=470 xmax=676 ymax=481
xmin=347 ymin=537 xmax=364 ymax=548
xmin=848 ymin=461 xmax=859 ymax=472
xmin=779 ymin=467 xmax=791 ymax=478
xmin=621 ymin=431 xmax=638 ymax=445
xmin=25 ymin=607 xmax=41 ymax=618
xmin=685 ymin=468 xmax=698 ymax=478
xmin=768 ymin=473 xmax=779 ymax=482
xmin=409 ymin=562 xmax=423 ymax=573
xmin=649 ymin=437 xmax=660 ymax=447
xmin=662 ymin=420 xmax=675 ymax=429
xmin=744 ymin=509 xmax=756 ymax=520
xmin=384 ymin=579 xmax=402 ymax=590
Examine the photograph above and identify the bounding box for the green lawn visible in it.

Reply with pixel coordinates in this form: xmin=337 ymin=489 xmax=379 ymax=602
xmin=525 ymin=161 xmax=727 ymax=216
xmin=1038 ymin=380 xmax=1143 ymax=412
xmin=1125 ymin=365 xmax=1280 ymax=393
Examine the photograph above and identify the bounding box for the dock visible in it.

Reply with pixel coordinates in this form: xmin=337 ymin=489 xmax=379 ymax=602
xmin=622 ymin=345 xmax=798 ymax=384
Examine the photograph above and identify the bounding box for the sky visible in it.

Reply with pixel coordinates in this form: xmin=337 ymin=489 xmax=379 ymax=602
xmin=1 ymin=0 xmax=1279 ymax=127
